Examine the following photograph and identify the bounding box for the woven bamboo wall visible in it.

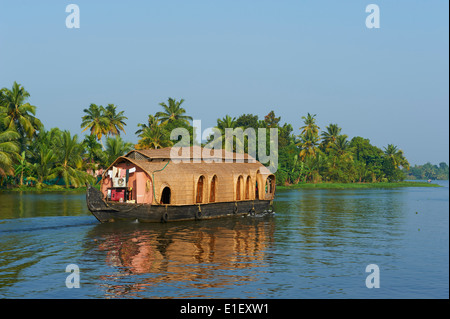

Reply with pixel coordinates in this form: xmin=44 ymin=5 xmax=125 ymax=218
xmin=102 ymin=147 xmax=275 ymax=205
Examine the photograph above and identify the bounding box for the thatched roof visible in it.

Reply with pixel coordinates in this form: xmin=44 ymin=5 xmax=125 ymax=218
xmin=106 ymin=146 xmax=271 ymax=178
xmin=126 ymin=145 xmax=257 ymax=162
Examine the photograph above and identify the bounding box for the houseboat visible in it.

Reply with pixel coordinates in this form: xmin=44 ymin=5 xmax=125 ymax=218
xmin=86 ymin=146 xmax=276 ymax=223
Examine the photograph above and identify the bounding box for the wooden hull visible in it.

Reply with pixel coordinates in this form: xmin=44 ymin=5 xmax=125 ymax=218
xmin=86 ymin=184 xmax=273 ymax=223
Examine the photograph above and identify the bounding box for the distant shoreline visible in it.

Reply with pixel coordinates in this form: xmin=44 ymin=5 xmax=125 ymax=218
xmin=276 ymin=181 xmax=442 ymax=190
xmin=0 ymin=181 xmax=442 ymax=193
xmin=1 ymin=185 xmax=100 ymax=193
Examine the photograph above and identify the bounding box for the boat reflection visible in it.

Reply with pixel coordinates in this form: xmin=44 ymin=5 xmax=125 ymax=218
xmin=85 ymin=215 xmax=275 ymax=298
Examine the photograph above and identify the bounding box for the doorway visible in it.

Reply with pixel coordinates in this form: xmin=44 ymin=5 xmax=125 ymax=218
xmin=161 ymin=186 xmax=171 ymax=204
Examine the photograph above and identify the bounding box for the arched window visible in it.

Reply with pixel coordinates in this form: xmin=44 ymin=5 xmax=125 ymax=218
xmin=196 ymin=175 xmax=205 ymax=203
xmin=255 ymin=170 xmax=261 ymax=200
xmin=210 ymin=175 xmax=217 ymax=203
xmin=236 ymin=175 xmax=243 ymax=201
xmin=245 ymin=176 xmax=251 ymax=200
xmin=265 ymin=175 xmax=275 ymax=194
xmin=161 ymin=187 xmax=171 ymax=204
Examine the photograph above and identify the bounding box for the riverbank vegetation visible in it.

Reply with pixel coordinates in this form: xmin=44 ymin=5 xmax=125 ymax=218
xmin=403 ymin=162 xmax=449 ymax=180
xmin=1 ymin=81 xmax=448 ymax=190
xmin=277 ymin=181 xmax=441 ymax=190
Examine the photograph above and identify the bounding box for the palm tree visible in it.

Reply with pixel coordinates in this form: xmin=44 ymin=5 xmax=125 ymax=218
xmin=54 ymin=130 xmax=94 ymax=188
xmin=297 ymin=130 xmax=320 ymax=160
xmin=324 ymin=135 xmax=354 ymax=182
xmin=300 ymin=113 xmax=320 ymax=136
xmin=82 ymin=134 xmax=103 ymax=168
xmin=32 ymin=143 xmax=59 ymax=185
xmin=354 ymin=161 xmax=374 ymax=183
xmin=297 ymin=113 xmax=321 ymax=161
xmin=290 ymin=154 xmax=304 ymax=183
xmin=383 ymin=144 xmax=410 ymax=170
xmin=104 ymin=104 xmax=127 ymax=136
xmin=136 ymin=125 xmax=173 ymax=150
xmin=0 ymin=129 xmax=20 ymax=178
xmin=332 ymin=135 xmax=353 ymax=160
xmin=321 ymin=123 xmax=341 ymax=149
xmin=303 ymin=152 xmax=326 ymax=183
xmin=135 ymin=114 xmax=173 ymax=150
xmin=384 ymin=144 xmax=399 ymax=158
xmin=0 ymin=82 xmax=43 ymax=141
xmin=80 ymin=103 xmax=109 ymax=149
xmin=104 ymin=136 xmax=134 ymax=166
xmin=155 ymin=98 xmax=193 ymax=125
xmin=135 ymin=114 xmax=160 ymax=135
xmin=27 ymin=127 xmax=62 ymax=162
xmin=14 ymin=151 xmax=34 ymax=186
xmin=208 ymin=115 xmax=245 ymax=152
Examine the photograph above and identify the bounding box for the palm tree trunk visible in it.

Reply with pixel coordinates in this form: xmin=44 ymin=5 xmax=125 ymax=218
xmin=100 ymin=138 xmax=105 ymax=151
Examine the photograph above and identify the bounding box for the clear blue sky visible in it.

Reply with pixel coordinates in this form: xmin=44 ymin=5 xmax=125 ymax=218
xmin=0 ymin=0 xmax=448 ymax=165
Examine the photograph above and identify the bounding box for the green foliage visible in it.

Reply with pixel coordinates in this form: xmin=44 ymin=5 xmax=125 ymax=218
xmin=0 ymin=129 xmax=20 ymax=178
xmin=104 ymin=136 xmax=134 ymax=166
xmin=405 ymin=162 xmax=449 ymax=180
xmin=1 ymin=80 xmax=446 ymax=190
xmin=229 ymin=111 xmax=416 ymax=186
xmin=0 ymin=81 xmax=43 ymax=141
xmin=0 ymin=82 xmax=133 ymax=189
xmin=207 ymin=115 xmax=245 ymax=151
xmin=104 ymin=104 xmax=128 ymax=136
xmin=155 ymin=98 xmax=193 ymax=125
xmin=136 ymin=98 xmax=194 ymax=150
xmin=81 ymin=103 xmax=128 ymax=149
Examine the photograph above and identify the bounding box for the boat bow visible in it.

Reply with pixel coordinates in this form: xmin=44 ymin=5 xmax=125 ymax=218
xmin=86 ymin=183 xmax=117 ymax=212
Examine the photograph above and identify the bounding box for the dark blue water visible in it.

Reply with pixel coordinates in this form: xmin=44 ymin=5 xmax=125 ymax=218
xmin=0 ymin=181 xmax=448 ymax=298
